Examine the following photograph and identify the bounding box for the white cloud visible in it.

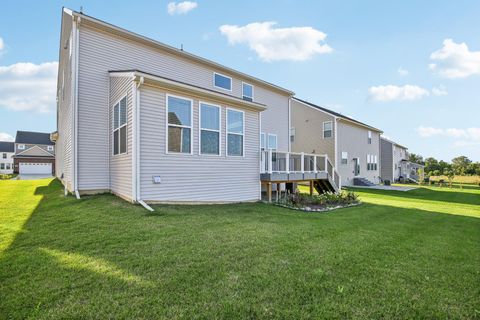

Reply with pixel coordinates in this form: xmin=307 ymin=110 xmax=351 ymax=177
xmin=368 ymin=84 xmax=429 ymax=102
xmin=167 ymin=1 xmax=198 ymax=15
xmin=418 ymin=126 xmax=480 ymax=143
xmin=219 ymin=22 xmax=332 ymax=62
xmin=0 ymin=61 xmax=58 ymax=113
xmin=432 ymin=85 xmax=448 ymax=96
xmin=0 ymin=132 xmax=14 ymax=142
xmin=397 ymin=67 xmax=409 ymax=76
xmin=429 ymin=39 xmax=480 ymax=78
xmin=417 ymin=126 xmax=444 ymax=137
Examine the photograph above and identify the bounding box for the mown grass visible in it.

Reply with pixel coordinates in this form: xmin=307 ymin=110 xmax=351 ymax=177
xmin=0 ymin=179 xmax=479 ymax=319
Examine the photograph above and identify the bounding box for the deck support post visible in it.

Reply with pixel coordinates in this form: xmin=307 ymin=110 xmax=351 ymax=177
xmin=267 ymin=182 xmax=272 ymax=202
xmin=310 ymin=180 xmax=314 ymax=196
xmin=276 ymin=183 xmax=281 ymax=201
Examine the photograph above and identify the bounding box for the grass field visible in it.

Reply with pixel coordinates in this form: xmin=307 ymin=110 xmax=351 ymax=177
xmin=1 ymin=179 xmax=479 ymax=319
xmin=429 ymin=175 xmax=480 ymax=184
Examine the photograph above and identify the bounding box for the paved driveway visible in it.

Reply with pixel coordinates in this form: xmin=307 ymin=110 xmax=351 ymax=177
xmin=16 ymin=174 xmax=53 ymax=180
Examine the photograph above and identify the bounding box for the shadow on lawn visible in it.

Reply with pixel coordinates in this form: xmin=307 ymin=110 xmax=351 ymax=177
xmin=1 ymin=179 xmax=479 ymax=319
xmin=350 ymin=186 xmax=480 ymax=206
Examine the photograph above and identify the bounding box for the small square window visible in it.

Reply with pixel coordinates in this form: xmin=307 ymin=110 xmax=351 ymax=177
xmin=47 ymin=146 xmax=54 ymax=151
xmin=214 ymin=73 xmax=232 ymax=91
xmin=18 ymin=144 xmax=25 ymax=150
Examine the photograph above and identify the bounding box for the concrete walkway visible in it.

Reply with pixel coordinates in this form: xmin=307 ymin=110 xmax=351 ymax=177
xmin=349 ymin=185 xmax=418 ymax=192
xmin=16 ymin=174 xmax=53 ymax=180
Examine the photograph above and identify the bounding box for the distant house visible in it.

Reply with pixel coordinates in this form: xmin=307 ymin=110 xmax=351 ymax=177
xmin=0 ymin=141 xmax=14 ymax=174
xmin=291 ymin=98 xmax=382 ymax=187
xmin=13 ymin=131 xmax=55 ymax=175
xmin=380 ymin=137 xmax=423 ymax=182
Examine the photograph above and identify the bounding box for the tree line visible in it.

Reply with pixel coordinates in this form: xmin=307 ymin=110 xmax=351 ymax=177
xmin=408 ymin=154 xmax=480 ymax=176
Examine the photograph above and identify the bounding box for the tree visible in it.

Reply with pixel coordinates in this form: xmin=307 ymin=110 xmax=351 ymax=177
xmin=451 ymin=156 xmax=472 ymax=175
xmin=409 ymin=153 xmax=424 ymax=165
xmin=438 ymin=160 xmax=451 ymax=175
xmin=424 ymin=157 xmax=440 ymax=175
xmin=444 ymin=170 xmax=454 ymax=188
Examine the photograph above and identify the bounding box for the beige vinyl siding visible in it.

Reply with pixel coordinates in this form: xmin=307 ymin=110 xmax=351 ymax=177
xmin=139 ymin=85 xmax=260 ymax=202
xmin=77 ymin=23 xmax=289 ymax=191
xmin=56 ymin=11 xmax=74 ymax=191
xmin=290 ymin=99 xmax=336 ymax=161
xmin=15 ymin=146 xmax=54 ymax=157
xmin=380 ymin=139 xmax=393 ymax=181
xmin=109 ymin=76 xmax=133 ymax=200
xmin=15 ymin=144 xmax=55 ymax=156
xmin=336 ymin=120 xmax=381 ymax=186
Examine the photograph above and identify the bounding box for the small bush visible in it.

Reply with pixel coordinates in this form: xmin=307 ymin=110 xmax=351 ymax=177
xmin=0 ymin=174 xmax=16 ymax=180
xmin=279 ymin=191 xmax=359 ymax=210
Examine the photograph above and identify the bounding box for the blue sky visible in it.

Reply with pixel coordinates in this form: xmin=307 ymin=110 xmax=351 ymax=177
xmin=0 ymin=0 xmax=479 ymax=161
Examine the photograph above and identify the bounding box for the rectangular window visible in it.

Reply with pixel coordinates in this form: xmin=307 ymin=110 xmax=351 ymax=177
xmin=214 ymin=73 xmax=232 ymax=91
xmin=47 ymin=146 xmax=54 ymax=151
xmin=167 ymin=95 xmax=192 ymax=154
xmin=2 ymin=153 xmax=6 ymax=159
xmin=0 ymin=163 xmax=4 ymax=170
xmin=6 ymin=164 xmax=10 ymax=170
xmin=268 ymin=134 xmax=277 ymax=150
xmin=113 ymin=96 xmax=127 ymax=155
xmin=341 ymin=152 xmax=348 ymax=164
xmin=200 ymin=102 xmax=220 ymax=155
xmin=260 ymin=132 xmax=266 ymax=150
xmin=227 ymin=109 xmax=244 ymax=156
xmin=323 ymin=121 xmax=333 ymax=138
xmin=290 ymin=127 xmax=295 ymax=143
xmin=374 ymin=155 xmax=378 ymax=170
xmin=368 ymin=130 xmax=372 ymax=144
xmin=242 ymin=82 xmax=253 ymax=101
xmin=18 ymin=144 xmax=25 ymax=150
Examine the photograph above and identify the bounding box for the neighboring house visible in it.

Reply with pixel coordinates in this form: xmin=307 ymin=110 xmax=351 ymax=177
xmin=0 ymin=142 xmax=14 ymax=174
xmin=380 ymin=137 xmax=424 ymax=182
xmin=291 ymin=98 xmax=382 ymax=187
xmin=12 ymin=131 xmax=55 ymax=175
xmin=56 ymin=8 xmax=303 ymax=203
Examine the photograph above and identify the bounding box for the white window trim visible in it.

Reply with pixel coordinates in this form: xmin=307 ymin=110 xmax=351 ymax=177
xmin=226 ymin=107 xmax=245 ymax=157
xmin=213 ymin=72 xmax=232 ymax=92
xmin=199 ymin=101 xmax=221 ymax=156
xmin=267 ymin=133 xmax=278 ymax=150
xmin=166 ymin=94 xmax=194 ymax=155
xmin=112 ymin=95 xmax=128 ymax=156
xmin=47 ymin=146 xmax=54 ymax=151
xmin=18 ymin=144 xmax=25 ymax=150
xmin=368 ymin=130 xmax=372 ymax=144
xmin=323 ymin=121 xmax=333 ymax=138
xmin=260 ymin=132 xmax=266 ymax=150
xmin=341 ymin=151 xmax=348 ymax=164
xmin=242 ymin=82 xmax=254 ymax=101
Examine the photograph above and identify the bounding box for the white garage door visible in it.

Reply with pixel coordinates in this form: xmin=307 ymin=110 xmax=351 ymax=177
xmin=19 ymin=163 xmax=52 ymax=174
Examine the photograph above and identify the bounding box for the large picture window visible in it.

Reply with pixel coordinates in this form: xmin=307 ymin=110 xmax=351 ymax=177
xmin=227 ymin=109 xmax=244 ymax=156
xmin=200 ymin=102 xmax=220 ymax=155
xmin=167 ymin=95 xmax=192 ymax=154
xmin=113 ymin=96 xmax=127 ymax=155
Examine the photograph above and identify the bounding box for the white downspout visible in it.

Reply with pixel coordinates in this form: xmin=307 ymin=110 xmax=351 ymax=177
xmin=73 ymin=16 xmax=81 ymax=199
xmin=132 ymin=76 xmax=152 ymax=211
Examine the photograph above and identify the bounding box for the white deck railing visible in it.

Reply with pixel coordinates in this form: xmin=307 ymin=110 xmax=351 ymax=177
xmin=260 ymin=150 xmax=341 ymax=190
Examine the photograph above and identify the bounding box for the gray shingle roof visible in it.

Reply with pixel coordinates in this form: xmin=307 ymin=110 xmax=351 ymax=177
xmin=0 ymin=141 xmax=14 ymax=152
xmin=15 ymin=131 xmax=55 ymax=146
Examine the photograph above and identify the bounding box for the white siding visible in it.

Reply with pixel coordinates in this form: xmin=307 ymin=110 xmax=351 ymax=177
xmin=56 ymin=11 xmax=74 ymax=191
xmin=109 ymin=76 xmax=133 ymax=200
xmin=336 ymin=121 xmax=381 ymax=186
xmin=77 ymin=24 xmax=290 ymax=191
xmin=139 ymin=85 xmax=260 ymax=202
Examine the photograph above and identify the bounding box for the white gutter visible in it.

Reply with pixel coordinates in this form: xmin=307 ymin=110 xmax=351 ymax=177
xmin=132 ymin=76 xmax=144 ymax=202
xmin=138 ymin=200 xmax=154 ymax=212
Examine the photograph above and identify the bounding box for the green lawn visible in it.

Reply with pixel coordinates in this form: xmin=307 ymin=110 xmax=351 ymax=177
xmin=1 ymin=179 xmax=479 ymax=319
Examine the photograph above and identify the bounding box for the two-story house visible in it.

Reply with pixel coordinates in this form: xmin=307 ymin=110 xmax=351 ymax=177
xmin=55 ymin=9 xmax=341 ymax=205
xmin=380 ymin=137 xmax=424 ymax=182
xmin=0 ymin=141 xmax=14 ymax=174
xmin=12 ymin=131 xmax=55 ymax=175
xmin=290 ymin=98 xmax=382 ymax=187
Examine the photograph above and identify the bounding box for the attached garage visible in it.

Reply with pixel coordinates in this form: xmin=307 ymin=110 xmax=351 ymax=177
xmin=19 ymin=162 xmax=53 ymax=175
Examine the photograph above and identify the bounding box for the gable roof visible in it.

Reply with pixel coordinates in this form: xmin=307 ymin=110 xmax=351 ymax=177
xmin=64 ymin=8 xmax=294 ymax=96
xmin=15 ymin=131 xmax=55 ymax=146
xmin=0 ymin=141 xmax=14 ymax=153
xmin=380 ymin=136 xmax=408 ymax=150
xmin=293 ymin=98 xmax=383 ymax=133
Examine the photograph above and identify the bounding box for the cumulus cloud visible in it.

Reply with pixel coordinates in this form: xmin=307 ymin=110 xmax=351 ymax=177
xmin=397 ymin=67 xmax=409 ymax=76
xmin=417 ymin=126 xmax=480 ymax=144
xmin=0 ymin=61 xmax=58 ymax=113
xmin=0 ymin=132 xmax=14 ymax=142
xmin=167 ymin=1 xmax=198 ymax=15
xmin=368 ymin=84 xmax=430 ymax=102
xmin=219 ymin=22 xmax=332 ymax=62
xmin=431 ymin=85 xmax=448 ymax=96
xmin=429 ymin=39 xmax=480 ymax=78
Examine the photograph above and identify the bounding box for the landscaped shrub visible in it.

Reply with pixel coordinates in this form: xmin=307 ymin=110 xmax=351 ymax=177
xmin=278 ymin=191 xmax=359 ymax=211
